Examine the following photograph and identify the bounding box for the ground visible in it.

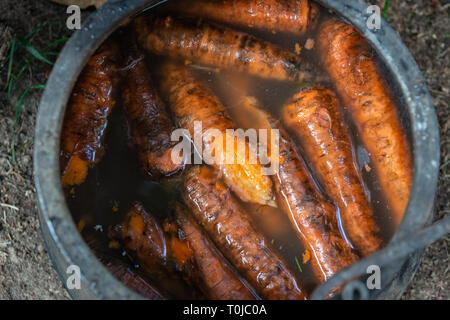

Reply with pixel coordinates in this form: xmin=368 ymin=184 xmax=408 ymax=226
xmin=0 ymin=0 xmax=448 ymax=300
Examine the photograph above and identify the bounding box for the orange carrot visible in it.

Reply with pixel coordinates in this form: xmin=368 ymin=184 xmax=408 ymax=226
xmin=316 ymin=18 xmax=413 ymax=227
xmin=174 ymin=0 xmax=320 ymax=36
xmin=158 ymin=62 xmax=275 ymax=207
xmin=282 ymin=87 xmax=383 ymax=256
xmin=134 ymin=15 xmax=312 ymax=81
xmin=121 ymin=40 xmax=183 ymax=177
xmin=60 ymin=41 xmax=119 ymax=188
xmin=229 ymin=95 xmax=359 ymax=281
xmin=119 ymin=203 xmax=167 ymax=270
xmin=85 ymin=234 xmax=166 ymax=300
xmin=174 ymin=204 xmax=256 ymax=300
xmin=184 ymin=166 xmax=307 ymax=300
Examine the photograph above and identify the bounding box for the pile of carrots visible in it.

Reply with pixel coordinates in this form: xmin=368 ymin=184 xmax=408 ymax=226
xmin=60 ymin=0 xmax=412 ymax=300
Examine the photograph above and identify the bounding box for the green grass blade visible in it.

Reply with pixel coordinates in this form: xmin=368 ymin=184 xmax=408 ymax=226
xmin=13 ymin=52 xmax=58 ymax=88
xmin=8 ymin=52 xmax=53 ymax=103
xmin=294 ymin=256 xmax=303 ymax=273
xmin=382 ymin=0 xmax=390 ymax=20
xmin=24 ymin=23 xmax=50 ymax=40
xmin=2 ymin=21 xmax=62 ymax=67
xmin=19 ymin=38 xmax=54 ymax=65
xmin=43 ymin=37 xmax=68 ymax=50
xmin=14 ymin=37 xmax=67 ymax=75
xmin=42 ymin=51 xmax=60 ymax=56
xmin=5 ymin=37 xmax=17 ymax=89
xmin=5 ymin=35 xmax=66 ymax=103
xmin=14 ymin=40 xmax=67 ymax=81
xmin=2 ymin=23 xmax=53 ymax=70
xmin=24 ymin=21 xmax=60 ymax=40
xmin=1 ymin=23 xmax=63 ymax=70
xmin=11 ymin=84 xmax=46 ymax=162
xmin=14 ymin=58 xmax=32 ymax=82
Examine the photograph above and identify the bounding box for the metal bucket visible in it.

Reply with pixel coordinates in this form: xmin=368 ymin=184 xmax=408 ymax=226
xmin=33 ymin=0 xmax=445 ymax=300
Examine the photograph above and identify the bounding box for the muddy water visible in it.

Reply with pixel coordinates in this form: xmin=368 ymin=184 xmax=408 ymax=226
xmin=66 ymin=1 xmax=405 ymax=298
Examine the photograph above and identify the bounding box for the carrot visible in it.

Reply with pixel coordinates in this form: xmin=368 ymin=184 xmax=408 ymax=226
xmin=102 ymin=258 xmax=166 ymax=299
xmin=174 ymin=204 xmax=257 ymax=300
xmin=158 ymin=62 xmax=275 ymax=207
xmin=134 ymin=15 xmax=312 ymax=81
xmin=173 ymin=0 xmax=320 ymax=36
xmin=118 ymin=203 xmax=167 ymax=271
xmin=121 ymin=40 xmax=183 ymax=178
xmin=167 ymin=234 xmax=194 ymax=269
xmin=183 ymin=166 xmax=306 ymax=300
xmin=61 ymin=155 xmax=88 ymax=188
xmin=316 ymin=18 xmax=413 ymax=227
xmin=229 ymin=95 xmax=359 ymax=281
xmin=112 ymin=203 xmax=206 ymax=298
xmin=60 ymin=41 xmax=119 ymax=188
xmin=282 ymin=87 xmax=383 ymax=256
xmin=85 ymin=234 xmax=166 ymax=299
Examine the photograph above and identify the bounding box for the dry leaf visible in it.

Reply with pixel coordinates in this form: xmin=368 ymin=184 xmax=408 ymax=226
xmin=49 ymin=0 xmax=107 ymax=9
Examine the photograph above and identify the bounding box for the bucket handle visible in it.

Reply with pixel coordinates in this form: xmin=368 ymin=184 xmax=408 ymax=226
xmin=311 ymin=215 xmax=450 ymax=300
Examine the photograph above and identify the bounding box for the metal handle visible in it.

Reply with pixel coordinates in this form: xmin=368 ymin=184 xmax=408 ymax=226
xmin=311 ymin=215 xmax=450 ymax=300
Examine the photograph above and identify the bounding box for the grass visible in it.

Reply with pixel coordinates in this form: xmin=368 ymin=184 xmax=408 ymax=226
xmin=1 ymin=21 xmax=67 ymax=162
xmin=1 ymin=21 xmax=60 ymax=69
xmin=11 ymin=84 xmax=46 ymax=162
xmin=294 ymin=256 xmax=303 ymax=273
xmin=19 ymin=37 xmax=54 ymax=66
xmin=383 ymin=0 xmax=390 ymax=20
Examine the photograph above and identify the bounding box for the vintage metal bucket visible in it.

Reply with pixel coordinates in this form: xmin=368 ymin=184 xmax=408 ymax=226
xmin=34 ymin=0 xmax=446 ymax=299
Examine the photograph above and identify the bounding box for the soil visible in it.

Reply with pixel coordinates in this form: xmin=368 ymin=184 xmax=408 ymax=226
xmin=0 ymin=0 xmax=448 ymax=300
